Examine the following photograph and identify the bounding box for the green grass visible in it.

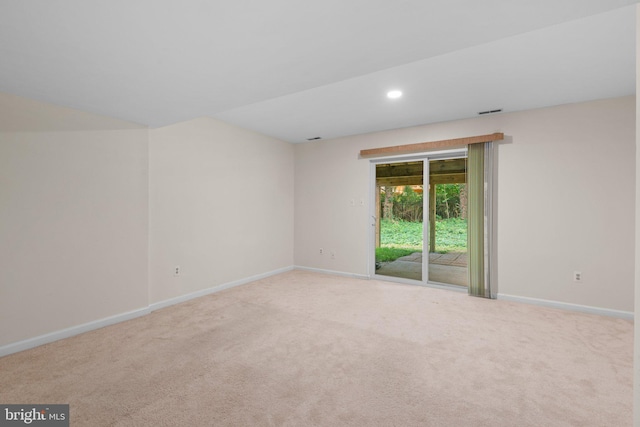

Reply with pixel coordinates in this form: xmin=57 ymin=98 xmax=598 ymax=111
xmin=380 ymin=219 xmax=424 ymax=249
xmin=375 ymin=247 xmax=416 ymax=262
xmin=434 ymin=217 xmax=468 ymax=254
xmin=376 ymin=218 xmax=467 ymax=262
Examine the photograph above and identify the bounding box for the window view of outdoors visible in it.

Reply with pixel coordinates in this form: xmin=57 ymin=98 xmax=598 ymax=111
xmin=375 ymin=159 xmax=468 ymax=286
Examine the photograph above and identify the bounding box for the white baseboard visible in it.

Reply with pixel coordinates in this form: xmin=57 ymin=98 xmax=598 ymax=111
xmin=497 ymin=293 xmax=633 ymax=320
xmin=0 ymin=266 xmax=294 ymax=358
xmin=294 ymin=265 xmax=369 ymax=280
xmin=0 ymin=307 xmax=150 ymax=358
xmin=6 ymin=268 xmax=628 ymax=359
xmin=149 ymin=265 xmax=294 ymax=312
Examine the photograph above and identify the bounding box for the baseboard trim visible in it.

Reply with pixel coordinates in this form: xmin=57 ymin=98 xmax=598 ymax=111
xmin=0 ymin=307 xmax=150 ymax=358
xmin=149 ymin=266 xmax=295 ymax=312
xmin=6 ymin=269 xmax=628 ymax=358
xmin=497 ymin=293 xmax=633 ymax=320
xmin=294 ymin=265 xmax=369 ymax=280
xmin=0 ymin=266 xmax=295 ymax=358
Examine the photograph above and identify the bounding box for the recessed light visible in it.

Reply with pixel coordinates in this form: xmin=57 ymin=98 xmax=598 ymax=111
xmin=387 ymin=90 xmax=402 ymax=99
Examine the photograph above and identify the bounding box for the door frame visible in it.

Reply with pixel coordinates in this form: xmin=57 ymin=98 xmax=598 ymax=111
xmin=368 ymin=149 xmax=468 ymax=289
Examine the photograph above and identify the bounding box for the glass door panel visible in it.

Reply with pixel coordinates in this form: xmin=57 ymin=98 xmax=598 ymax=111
xmin=374 ymin=161 xmax=424 ymax=282
xmin=427 ymin=159 xmax=468 ymax=287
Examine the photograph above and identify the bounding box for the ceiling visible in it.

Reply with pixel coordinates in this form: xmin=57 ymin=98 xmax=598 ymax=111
xmin=0 ymin=0 xmax=637 ymax=143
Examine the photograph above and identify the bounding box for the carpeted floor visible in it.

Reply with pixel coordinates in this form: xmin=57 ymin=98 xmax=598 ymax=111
xmin=0 ymin=270 xmax=633 ymax=426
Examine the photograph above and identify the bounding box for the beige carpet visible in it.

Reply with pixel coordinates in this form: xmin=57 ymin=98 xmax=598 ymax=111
xmin=0 ymin=270 xmax=632 ymax=426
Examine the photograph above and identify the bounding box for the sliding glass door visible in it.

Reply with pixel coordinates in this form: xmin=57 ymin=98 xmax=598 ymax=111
xmin=372 ymin=151 xmax=470 ymax=288
xmin=373 ymin=160 xmax=426 ymax=282
xmin=370 ymin=146 xmax=493 ymax=297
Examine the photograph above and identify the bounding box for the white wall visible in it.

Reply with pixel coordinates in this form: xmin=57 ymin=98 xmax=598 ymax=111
xmin=295 ymin=96 xmax=635 ymax=313
xmin=0 ymin=94 xmax=295 ymax=353
xmin=0 ymin=93 xmax=149 ymax=347
xmin=148 ymin=117 xmax=294 ymax=304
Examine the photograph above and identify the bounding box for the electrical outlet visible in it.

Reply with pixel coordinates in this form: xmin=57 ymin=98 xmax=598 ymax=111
xmin=573 ymin=271 xmax=582 ymax=282
xmin=319 ymin=248 xmax=324 ymax=255
xmin=174 ymin=266 xmax=181 ymax=277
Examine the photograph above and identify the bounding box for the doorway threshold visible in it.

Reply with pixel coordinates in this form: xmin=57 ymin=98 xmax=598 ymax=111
xmin=372 ymin=274 xmax=467 ymax=293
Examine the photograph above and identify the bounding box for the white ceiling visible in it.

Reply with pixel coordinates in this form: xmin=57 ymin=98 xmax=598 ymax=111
xmin=0 ymin=0 xmax=637 ymax=142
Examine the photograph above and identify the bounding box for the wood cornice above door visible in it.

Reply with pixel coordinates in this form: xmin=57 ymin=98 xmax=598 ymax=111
xmin=360 ymin=132 xmax=504 ymax=158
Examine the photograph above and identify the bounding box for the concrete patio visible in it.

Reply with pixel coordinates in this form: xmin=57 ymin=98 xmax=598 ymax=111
xmin=376 ymin=252 xmax=468 ymax=287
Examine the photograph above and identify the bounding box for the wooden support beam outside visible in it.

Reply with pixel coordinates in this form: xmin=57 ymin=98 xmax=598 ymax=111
xmin=429 ymin=183 xmax=436 ymax=253
xmin=430 ymin=173 xmax=466 ymax=185
xmin=375 ymin=162 xmax=423 ymax=178
xmin=375 ymin=185 xmax=381 ymax=248
xmin=376 ymin=177 xmax=424 ymax=187
xmin=429 ymin=158 xmax=466 ymax=173
xmin=360 ymin=132 xmax=504 ymax=157
xmin=376 ymin=173 xmax=466 ymax=187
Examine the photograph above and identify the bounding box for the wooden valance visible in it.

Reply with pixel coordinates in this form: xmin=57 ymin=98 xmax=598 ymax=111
xmin=360 ymin=132 xmax=504 ymax=157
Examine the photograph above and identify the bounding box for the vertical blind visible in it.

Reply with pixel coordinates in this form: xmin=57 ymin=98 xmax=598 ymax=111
xmin=467 ymin=142 xmax=493 ymax=298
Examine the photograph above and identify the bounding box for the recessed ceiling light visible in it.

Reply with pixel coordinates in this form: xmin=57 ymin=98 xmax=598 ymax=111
xmin=387 ymin=90 xmax=402 ymax=99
